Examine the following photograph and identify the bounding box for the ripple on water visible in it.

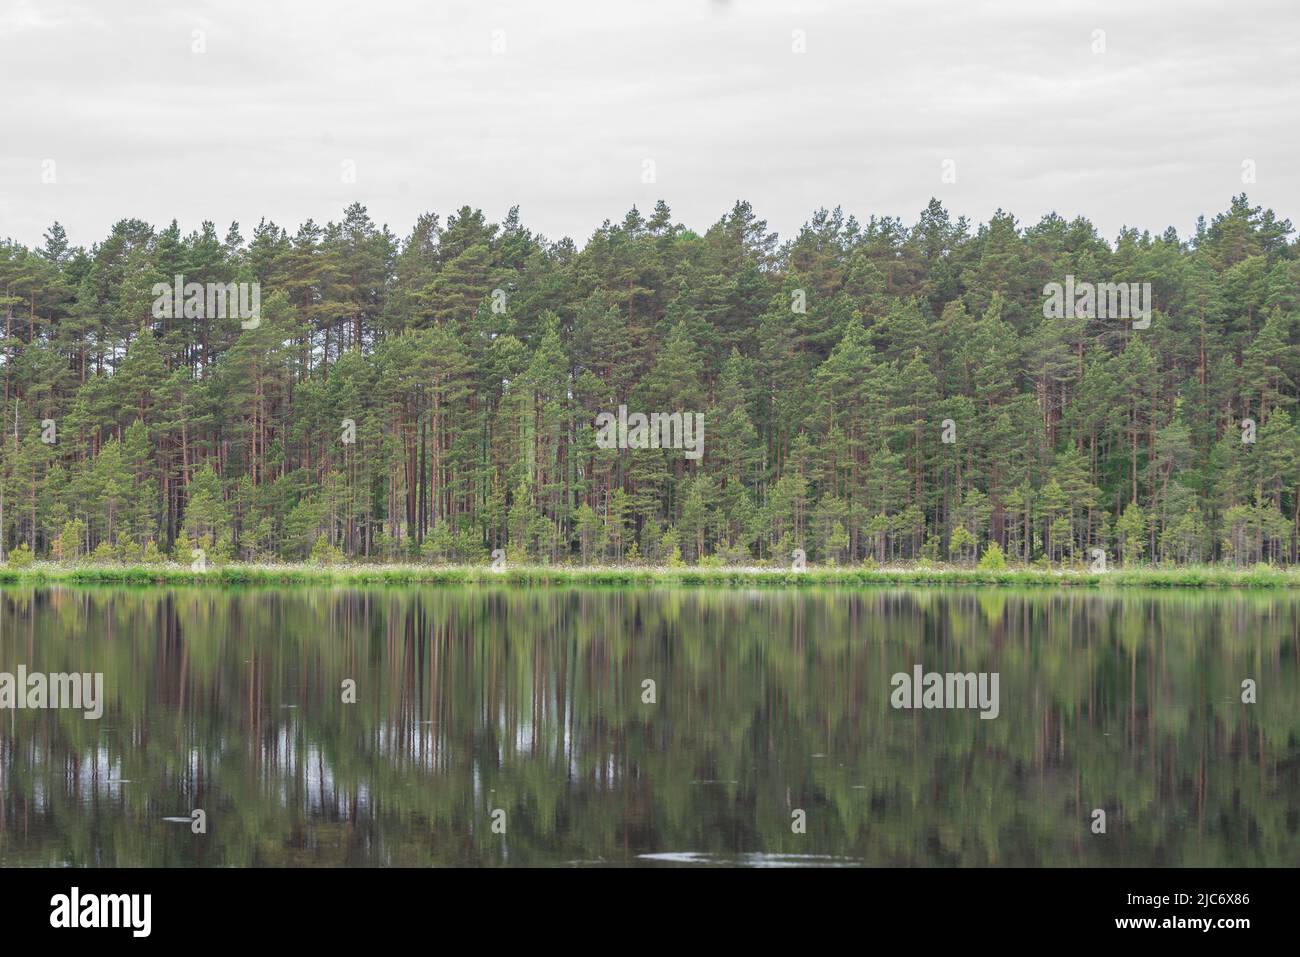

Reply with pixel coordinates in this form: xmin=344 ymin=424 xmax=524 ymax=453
xmin=638 ymin=852 xmax=860 ymax=868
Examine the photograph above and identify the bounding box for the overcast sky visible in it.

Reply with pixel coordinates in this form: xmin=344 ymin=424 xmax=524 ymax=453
xmin=2 ymin=0 xmax=1298 ymax=250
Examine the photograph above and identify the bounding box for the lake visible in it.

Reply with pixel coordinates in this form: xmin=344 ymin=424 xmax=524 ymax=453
xmin=0 ymin=586 xmax=1295 ymax=866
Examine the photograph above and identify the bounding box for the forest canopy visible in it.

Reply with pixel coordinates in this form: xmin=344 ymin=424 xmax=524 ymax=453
xmin=0 ymin=194 xmax=1297 ymax=567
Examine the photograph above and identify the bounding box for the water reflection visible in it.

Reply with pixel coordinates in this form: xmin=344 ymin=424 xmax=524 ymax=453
xmin=0 ymin=586 xmax=1295 ymax=866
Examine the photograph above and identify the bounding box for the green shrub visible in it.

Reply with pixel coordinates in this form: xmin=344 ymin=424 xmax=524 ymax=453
xmin=977 ymin=541 xmax=1008 ymax=570
xmin=421 ymin=523 xmax=455 ymax=563
xmin=721 ymin=541 xmax=752 ymax=566
xmin=661 ymin=526 xmax=684 ymax=568
xmin=56 ymin=519 xmax=86 ymax=562
xmin=309 ymin=533 xmax=344 ymax=566
xmin=6 ymin=543 xmax=34 ymax=567
xmin=211 ymin=533 xmax=234 ymax=565
xmin=948 ymin=525 xmax=977 ymax=563
xmin=90 ymin=541 xmax=118 ymax=564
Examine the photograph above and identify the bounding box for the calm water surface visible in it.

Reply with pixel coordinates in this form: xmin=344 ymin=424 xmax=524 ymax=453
xmin=0 ymin=586 xmax=1295 ymax=866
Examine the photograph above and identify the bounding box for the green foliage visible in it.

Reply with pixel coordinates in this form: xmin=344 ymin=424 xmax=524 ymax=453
xmin=977 ymin=541 xmax=1008 ymax=570
xmin=3 ymin=560 xmax=1300 ymax=590
xmin=1115 ymin=502 xmax=1149 ymax=566
xmin=309 ymin=533 xmax=345 ymax=566
xmin=421 ymin=523 xmax=455 ymax=563
xmin=661 ymin=526 xmax=684 ymax=568
xmin=90 ymin=541 xmax=118 ymax=564
xmin=0 ymin=196 xmax=1298 ymax=569
xmin=56 ymin=519 xmax=86 ymax=562
xmin=948 ymin=525 xmax=977 ymax=564
xmin=6 ymin=542 xmax=34 ymax=567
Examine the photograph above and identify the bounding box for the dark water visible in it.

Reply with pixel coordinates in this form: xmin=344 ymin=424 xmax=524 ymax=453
xmin=0 ymin=585 xmax=1295 ymax=867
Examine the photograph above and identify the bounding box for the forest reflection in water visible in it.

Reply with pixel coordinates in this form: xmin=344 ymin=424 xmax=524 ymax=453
xmin=0 ymin=585 xmax=1295 ymax=866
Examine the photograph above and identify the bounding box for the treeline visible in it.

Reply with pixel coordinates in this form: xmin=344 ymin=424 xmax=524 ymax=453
xmin=0 ymin=194 xmax=1298 ymax=566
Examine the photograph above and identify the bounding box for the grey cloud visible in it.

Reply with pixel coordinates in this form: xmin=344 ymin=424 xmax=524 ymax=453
xmin=1 ymin=0 xmax=1297 ymax=247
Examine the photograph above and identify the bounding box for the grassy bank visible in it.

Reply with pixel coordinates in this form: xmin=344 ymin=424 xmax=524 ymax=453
xmin=0 ymin=561 xmax=1298 ymax=588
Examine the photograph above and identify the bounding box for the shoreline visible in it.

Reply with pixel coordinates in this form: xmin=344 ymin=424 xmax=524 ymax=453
xmin=1 ymin=562 xmax=1299 ymax=588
